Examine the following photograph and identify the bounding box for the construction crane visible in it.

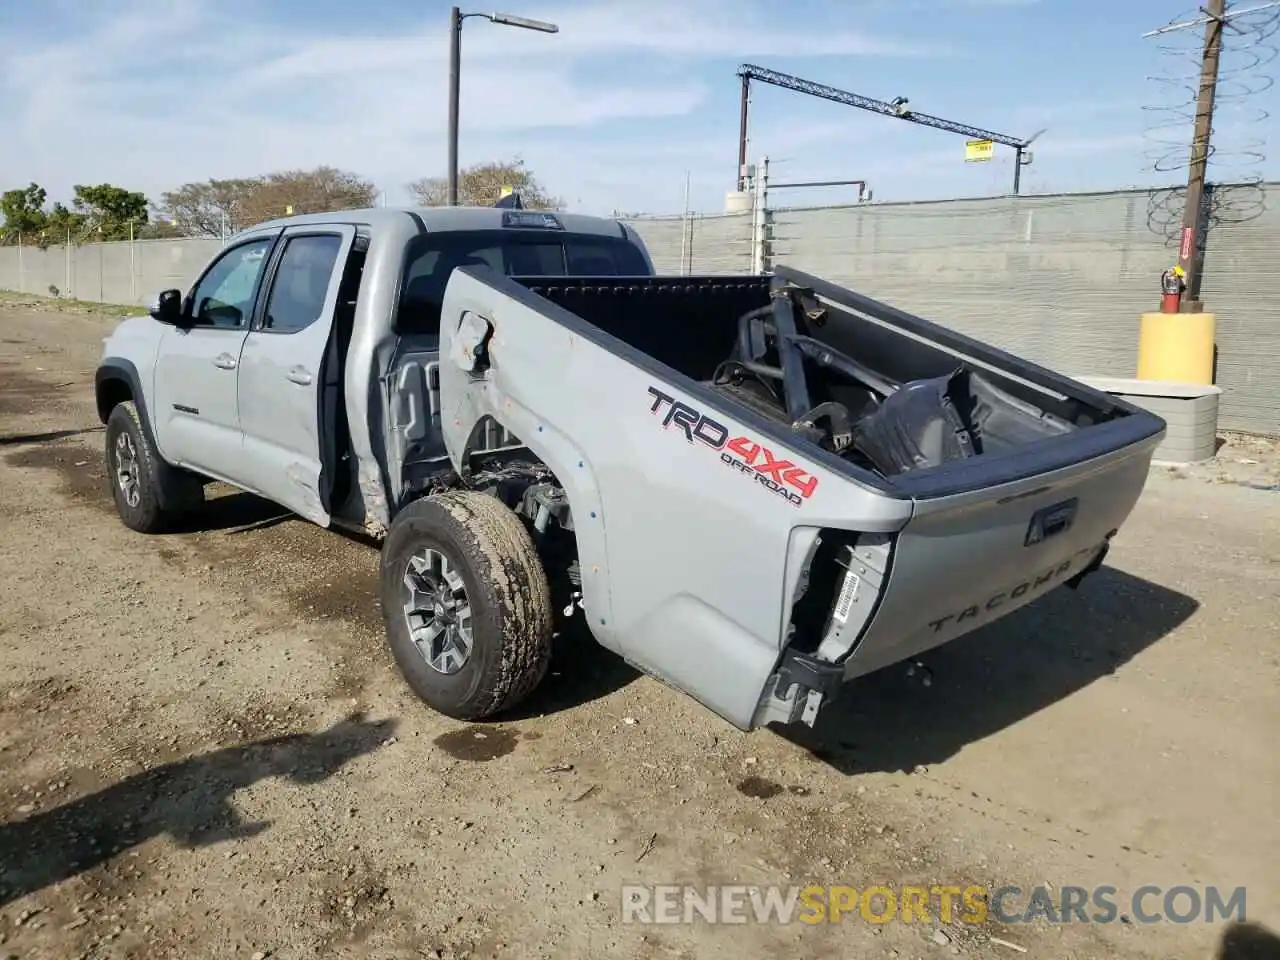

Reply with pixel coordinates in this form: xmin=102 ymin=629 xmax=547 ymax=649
xmin=735 ymin=64 xmax=1042 ymax=196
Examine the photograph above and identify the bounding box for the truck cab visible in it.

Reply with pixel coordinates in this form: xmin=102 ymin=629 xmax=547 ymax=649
xmin=95 ymin=205 xmax=654 ymax=537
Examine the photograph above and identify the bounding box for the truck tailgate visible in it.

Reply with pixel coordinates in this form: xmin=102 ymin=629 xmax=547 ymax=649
xmin=838 ymin=430 xmax=1160 ymax=680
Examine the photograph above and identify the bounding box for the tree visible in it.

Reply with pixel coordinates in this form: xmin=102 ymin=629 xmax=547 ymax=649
xmin=137 ymin=217 xmax=187 ymax=240
xmin=158 ymin=167 xmax=378 ymax=237
xmin=44 ymin=202 xmax=88 ymax=244
xmin=0 ymin=183 xmax=49 ymax=243
xmin=238 ymin=166 xmax=379 ymax=227
xmin=157 ymin=177 xmax=260 ymax=238
xmin=408 ymin=157 xmax=562 ymax=210
xmin=0 ymin=181 xmax=154 ymax=247
xmin=0 ymin=184 xmax=83 ymax=249
xmin=71 ymin=184 xmax=150 ymax=241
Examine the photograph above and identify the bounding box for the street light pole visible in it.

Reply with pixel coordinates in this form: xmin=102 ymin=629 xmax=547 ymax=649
xmin=447 ymin=6 xmax=463 ymax=206
xmin=446 ymin=8 xmax=559 ymax=206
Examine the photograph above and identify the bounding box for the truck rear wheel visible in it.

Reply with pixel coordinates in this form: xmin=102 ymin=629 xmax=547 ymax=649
xmin=379 ymin=490 xmax=554 ymax=720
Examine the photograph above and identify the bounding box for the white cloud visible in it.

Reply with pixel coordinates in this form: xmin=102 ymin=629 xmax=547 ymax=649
xmin=239 ymin=0 xmax=941 ymax=86
xmin=11 ymin=0 xmax=1187 ymax=219
xmin=1038 ymin=132 xmax=1149 ymax=157
xmin=1003 ymin=98 xmax=1148 ymax=127
xmin=0 ymin=0 xmax=950 ymax=214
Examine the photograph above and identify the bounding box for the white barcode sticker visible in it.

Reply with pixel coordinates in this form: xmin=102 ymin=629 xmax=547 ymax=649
xmin=832 ymin=572 xmax=861 ymax=625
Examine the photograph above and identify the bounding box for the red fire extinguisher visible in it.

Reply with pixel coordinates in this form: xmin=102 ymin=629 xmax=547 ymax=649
xmin=1160 ymin=265 xmax=1185 ymax=313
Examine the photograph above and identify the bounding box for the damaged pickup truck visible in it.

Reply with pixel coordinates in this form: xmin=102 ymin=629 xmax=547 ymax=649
xmin=94 ymin=204 xmax=1165 ymax=731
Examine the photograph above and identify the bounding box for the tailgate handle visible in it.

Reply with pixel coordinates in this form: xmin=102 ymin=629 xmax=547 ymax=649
xmin=1026 ymin=498 xmax=1078 ymax=546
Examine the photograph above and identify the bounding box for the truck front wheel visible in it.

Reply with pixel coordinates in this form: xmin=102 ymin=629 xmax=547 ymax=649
xmin=104 ymin=401 xmax=202 ymax=533
xmin=379 ymin=490 xmax=554 ymax=720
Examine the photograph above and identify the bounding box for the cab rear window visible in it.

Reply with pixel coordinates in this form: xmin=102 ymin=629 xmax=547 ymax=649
xmin=396 ymin=229 xmax=649 ymax=336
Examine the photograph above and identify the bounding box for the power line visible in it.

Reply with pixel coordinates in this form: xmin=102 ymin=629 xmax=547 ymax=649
xmin=1142 ymin=0 xmax=1280 ymax=37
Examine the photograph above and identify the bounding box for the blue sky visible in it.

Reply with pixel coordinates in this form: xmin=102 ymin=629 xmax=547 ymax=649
xmin=3 ymin=0 xmax=1279 ymax=216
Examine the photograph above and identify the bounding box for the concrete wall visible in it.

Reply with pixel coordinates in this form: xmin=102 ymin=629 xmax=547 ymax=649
xmin=1 ymin=184 xmax=1276 ymax=435
xmin=0 ymin=237 xmax=223 ymax=307
xmin=624 ymin=185 xmax=1280 ymax=437
xmin=623 ymin=211 xmax=754 ymax=274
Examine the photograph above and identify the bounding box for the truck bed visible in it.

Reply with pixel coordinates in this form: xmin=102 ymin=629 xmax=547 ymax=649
xmin=434 ymin=265 xmax=1166 ymax=730
xmin=507 ymin=267 xmax=1162 ymax=497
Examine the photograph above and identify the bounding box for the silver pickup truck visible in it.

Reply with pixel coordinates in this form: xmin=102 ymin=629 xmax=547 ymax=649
xmin=94 ymin=203 xmax=1165 ymax=731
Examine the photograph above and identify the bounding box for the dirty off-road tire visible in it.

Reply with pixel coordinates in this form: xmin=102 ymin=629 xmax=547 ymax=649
xmin=104 ymin=401 xmax=203 ymax=534
xmin=380 ymin=490 xmax=554 ymax=720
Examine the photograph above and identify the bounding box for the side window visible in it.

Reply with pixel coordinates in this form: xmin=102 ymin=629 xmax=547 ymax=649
xmin=262 ymin=234 xmax=344 ymax=333
xmin=399 ymin=242 xmax=502 ymax=338
xmin=189 ymin=237 xmax=274 ymax=329
xmin=394 ymin=231 xmax=648 ymax=336
xmin=504 ymin=242 xmax=564 ymax=276
xmin=565 ymin=239 xmax=647 ymax=276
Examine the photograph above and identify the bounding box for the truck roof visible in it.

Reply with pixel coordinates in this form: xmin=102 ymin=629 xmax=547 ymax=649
xmin=247 ymin=205 xmax=633 ymax=240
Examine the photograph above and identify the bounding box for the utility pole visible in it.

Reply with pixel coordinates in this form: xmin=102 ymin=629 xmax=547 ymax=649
xmin=1176 ymin=0 xmax=1226 ymax=311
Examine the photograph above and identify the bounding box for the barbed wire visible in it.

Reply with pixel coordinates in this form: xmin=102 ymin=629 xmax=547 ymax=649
xmin=1142 ymin=1 xmax=1280 ymax=243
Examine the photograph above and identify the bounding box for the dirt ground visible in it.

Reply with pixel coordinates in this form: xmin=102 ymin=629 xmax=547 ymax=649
xmin=0 ymin=299 xmax=1277 ymax=960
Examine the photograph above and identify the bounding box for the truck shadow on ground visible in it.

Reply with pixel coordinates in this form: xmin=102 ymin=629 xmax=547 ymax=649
xmin=1217 ymin=922 xmax=1280 ymax=959
xmin=0 ymin=426 xmax=102 ymax=447
xmin=504 ymin=619 xmax=641 ymax=720
xmin=0 ymin=714 xmax=395 ymax=909
xmin=167 ymin=489 xmax=296 ymax=535
xmin=161 ymin=491 xmax=641 ymax=716
xmin=780 ymin=566 xmax=1199 ymax=776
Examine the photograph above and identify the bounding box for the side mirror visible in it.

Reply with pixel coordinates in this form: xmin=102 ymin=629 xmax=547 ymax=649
xmin=150 ymin=289 xmax=185 ymax=326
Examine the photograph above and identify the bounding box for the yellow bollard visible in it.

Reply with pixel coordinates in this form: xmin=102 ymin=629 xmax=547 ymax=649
xmin=1136 ymin=311 xmax=1216 ymax=385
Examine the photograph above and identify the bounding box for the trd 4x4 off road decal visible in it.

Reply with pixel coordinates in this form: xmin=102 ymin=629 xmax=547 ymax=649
xmin=646 ymin=386 xmax=818 ymax=506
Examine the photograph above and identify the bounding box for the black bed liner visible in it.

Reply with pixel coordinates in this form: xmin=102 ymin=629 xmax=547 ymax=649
xmin=502 ymin=268 xmax=1167 ymax=500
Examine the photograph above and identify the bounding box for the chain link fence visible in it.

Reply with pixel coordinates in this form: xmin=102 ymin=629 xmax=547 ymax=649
xmin=1 ymin=186 xmax=1276 ymax=435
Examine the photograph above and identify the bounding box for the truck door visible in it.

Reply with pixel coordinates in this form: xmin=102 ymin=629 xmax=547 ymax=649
xmin=235 ymin=224 xmax=357 ymax=526
xmin=151 ymin=233 xmax=279 ymax=476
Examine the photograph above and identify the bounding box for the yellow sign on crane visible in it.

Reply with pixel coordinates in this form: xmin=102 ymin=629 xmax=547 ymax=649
xmin=965 ymin=139 xmax=994 ymax=163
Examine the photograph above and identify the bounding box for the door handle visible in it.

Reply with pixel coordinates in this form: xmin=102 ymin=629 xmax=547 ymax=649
xmin=213 ymin=353 xmax=237 ymax=370
xmin=287 ymin=366 xmax=313 ymax=386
